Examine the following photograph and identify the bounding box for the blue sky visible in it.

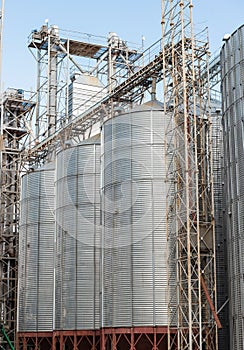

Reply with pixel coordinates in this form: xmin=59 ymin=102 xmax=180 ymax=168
xmin=2 ymin=0 xmax=244 ymax=91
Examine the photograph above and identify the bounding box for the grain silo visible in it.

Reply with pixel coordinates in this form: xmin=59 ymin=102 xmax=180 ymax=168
xmin=55 ymin=140 xmax=100 ymax=331
xmin=18 ymin=165 xmax=55 ymax=333
xmin=100 ymin=100 xmax=172 ymax=349
xmin=221 ymin=24 xmax=244 ymax=350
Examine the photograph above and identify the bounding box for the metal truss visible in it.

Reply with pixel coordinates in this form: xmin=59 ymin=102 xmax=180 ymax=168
xmin=17 ymin=327 xmax=174 ymax=350
xmin=17 ymin=330 xmax=100 ymax=350
xmin=0 ymin=89 xmax=35 ymax=347
xmin=162 ymin=1 xmax=218 ymax=349
xmin=24 ymin=33 xmax=165 ymax=164
xmin=208 ymin=55 xmax=221 ymax=90
xmin=27 ymin=25 xmax=143 ymax=146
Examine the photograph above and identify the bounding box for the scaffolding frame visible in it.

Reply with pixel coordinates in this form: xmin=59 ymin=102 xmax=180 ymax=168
xmin=162 ymin=1 xmax=218 ymax=349
xmin=24 ymin=28 xmax=165 ymax=167
xmin=0 ymin=89 xmax=35 ymax=346
xmin=17 ymin=327 xmax=176 ymax=350
xmin=27 ymin=25 xmax=143 ymax=150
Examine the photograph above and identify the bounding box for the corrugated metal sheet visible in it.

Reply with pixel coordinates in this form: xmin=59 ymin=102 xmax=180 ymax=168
xmin=68 ymin=74 xmax=105 ymax=119
xmin=55 ymin=142 xmax=100 ymax=330
xmin=18 ymin=167 xmax=55 ymax=332
xmin=221 ymin=24 xmax=244 ymax=350
xmin=101 ymin=101 xmax=172 ymax=327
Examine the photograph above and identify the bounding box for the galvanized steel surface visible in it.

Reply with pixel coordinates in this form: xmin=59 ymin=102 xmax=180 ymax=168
xmin=101 ymin=101 xmax=170 ymax=327
xmin=221 ymin=24 xmax=244 ymax=350
xmin=18 ymin=168 xmax=55 ymax=332
xmin=68 ymin=74 xmax=105 ymax=119
xmin=55 ymin=142 xmax=100 ymax=330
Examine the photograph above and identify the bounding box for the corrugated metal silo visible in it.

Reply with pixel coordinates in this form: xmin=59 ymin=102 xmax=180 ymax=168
xmin=101 ymin=100 xmax=171 ymax=327
xmin=18 ymin=166 xmax=55 ymax=332
xmin=221 ymin=24 xmax=244 ymax=350
xmin=55 ymin=140 xmax=100 ymax=330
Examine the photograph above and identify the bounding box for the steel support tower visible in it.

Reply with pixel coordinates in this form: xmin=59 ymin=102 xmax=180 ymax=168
xmin=162 ymin=1 xmax=218 ymax=349
xmin=27 ymin=25 xmax=142 ymax=150
xmin=0 ymin=89 xmax=35 ymax=347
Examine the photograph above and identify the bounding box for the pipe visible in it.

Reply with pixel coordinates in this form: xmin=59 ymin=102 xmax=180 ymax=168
xmin=151 ymin=76 xmax=157 ymax=100
xmin=200 ymin=276 xmax=222 ymax=329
